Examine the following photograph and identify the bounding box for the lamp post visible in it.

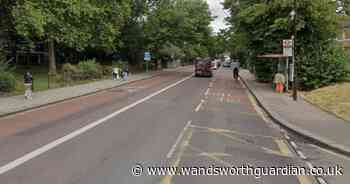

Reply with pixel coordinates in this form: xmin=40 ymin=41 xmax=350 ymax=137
xmin=290 ymin=1 xmax=298 ymax=101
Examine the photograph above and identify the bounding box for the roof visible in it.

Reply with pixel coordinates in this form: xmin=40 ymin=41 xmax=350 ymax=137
xmin=257 ymin=54 xmax=289 ymax=59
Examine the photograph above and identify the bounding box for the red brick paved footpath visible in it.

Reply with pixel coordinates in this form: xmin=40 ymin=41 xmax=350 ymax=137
xmin=240 ymin=69 xmax=350 ymax=156
xmin=0 ymin=66 xmax=192 ymax=118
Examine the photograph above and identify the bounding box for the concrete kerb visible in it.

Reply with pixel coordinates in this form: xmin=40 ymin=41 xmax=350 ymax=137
xmin=239 ymin=75 xmax=350 ymax=157
xmin=0 ymin=70 xmax=169 ymax=119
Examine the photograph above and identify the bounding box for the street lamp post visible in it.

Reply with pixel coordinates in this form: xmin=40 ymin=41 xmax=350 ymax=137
xmin=290 ymin=1 xmax=298 ymax=101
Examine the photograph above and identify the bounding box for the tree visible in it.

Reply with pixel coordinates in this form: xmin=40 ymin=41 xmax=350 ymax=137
xmin=12 ymin=0 xmax=131 ymax=74
xmin=0 ymin=0 xmax=19 ymax=60
xmin=224 ymin=0 xmax=348 ymax=89
xmin=145 ymin=0 xmax=213 ymax=62
xmin=120 ymin=0 xmax=149 ymax=66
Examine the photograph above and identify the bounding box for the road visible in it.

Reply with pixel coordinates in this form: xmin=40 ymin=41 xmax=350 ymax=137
xmin=0 ymin=66 xmax=346 ymax=184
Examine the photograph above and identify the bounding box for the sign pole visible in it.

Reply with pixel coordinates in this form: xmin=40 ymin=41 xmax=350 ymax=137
xmin=283 ymin=39 xmax=293 ymax=93
xmin=286 ymin=57 xmax=289 ymax=91
xmin=144 ymin=52 xmax=151 ymax=73
xmin=291 ymin=0 xmax=298 ymax=101
xmin=146 ymin=61 xmax=149 ymax=73
xmin=292 ymin=35 xmax=297 ymax=101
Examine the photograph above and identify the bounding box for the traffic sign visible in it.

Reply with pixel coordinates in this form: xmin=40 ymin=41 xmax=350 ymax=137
xmin=144 ymin=52 xmax=151 ymax=61
xmin=283 ymin=39 xmax=293 ymax=57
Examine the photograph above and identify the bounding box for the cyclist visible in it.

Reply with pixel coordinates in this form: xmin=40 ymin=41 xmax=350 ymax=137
xmin=231 ymin=60 xmax=240 ymax=80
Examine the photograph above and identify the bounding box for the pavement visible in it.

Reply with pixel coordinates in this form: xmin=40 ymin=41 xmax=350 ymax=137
xmin=0 ymin=68 xmax=181 ymax=117
xmin=239 ymin=69 xmax=350 ymax=156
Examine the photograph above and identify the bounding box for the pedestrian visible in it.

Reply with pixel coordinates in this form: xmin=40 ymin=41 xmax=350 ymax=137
xmin=113 ymin=67 xmax=120 ymax=80
xmin=274 ymin=73 xmax=286 ymax=93
xmin=123 ymin=65 xmax=129 ymax=81
xmin=24 ymin=71 xmax=33 ymax=99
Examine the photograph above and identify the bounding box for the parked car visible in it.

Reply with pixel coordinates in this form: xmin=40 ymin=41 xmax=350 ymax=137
xmin=195 ymin=59 xmax=213 ymax=77
xmin=212 ymin=60 xmax=218 ymax=70
xmin=223 ymin=60 xmax=231 ymax=67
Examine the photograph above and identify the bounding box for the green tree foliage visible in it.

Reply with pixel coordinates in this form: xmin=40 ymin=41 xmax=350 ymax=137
xmin=120 ymin=0 xmax=149 ymax=66
xmin=300 ymin=46 xmax=349 ymax=89
xmin=145 ymin=0 xmax=213 ymax=62
xmin=78 ymin=59 xmax=103 ymax=80
xmin=159 ymin=42 xmax=185 ymax=60
xmin=224 ymin=0 xmax=349 ymax=89
xmin=11 ymin=0 xmax=131 ymax=74
xmin=0 ymin=47 xmax=16 ymax=92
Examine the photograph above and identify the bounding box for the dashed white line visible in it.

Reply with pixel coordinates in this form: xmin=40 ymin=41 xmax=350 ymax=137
xmin=220 ymin=93 xmax=225 ymax=102
xmin=297 ymin=150 xmax=307 ymax=159
xmin=317 ymin=177 xmax=328 ymax=184
xmin=167 ymin=120 xmax=192 ymax=158
xmin=195 ymin=100 xmax=205 ymax=112
xmin=205 ymin=88 xmax=210 ymax=96
xmin=306 ymin=161 xmax=314 ymax=170
xmin=0 ymin=74 xmax=193 ymax=175
xmin=290 ymin=141 xmax=298 ymax=149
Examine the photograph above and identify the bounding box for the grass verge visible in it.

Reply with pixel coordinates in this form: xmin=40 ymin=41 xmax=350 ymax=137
xmin=10 ymin=65 xmax=106 ymax=96
xmin=304 ymin=83 xmax=350 ymax=122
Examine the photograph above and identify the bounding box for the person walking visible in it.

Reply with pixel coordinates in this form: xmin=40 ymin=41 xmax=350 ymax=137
xmin=113 ymin=67 xmax=120 ymax=80
xmin=24 ymin=72 xmax=33 ymax=99
xmin=274 ymin=73 xmax=286 ymax=93
xmin=122 ymin=65 xmax=129 ymax=81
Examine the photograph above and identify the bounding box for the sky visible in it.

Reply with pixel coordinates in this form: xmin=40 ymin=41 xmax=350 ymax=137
xmin=207 ymin=0 xmax=229 ymax=33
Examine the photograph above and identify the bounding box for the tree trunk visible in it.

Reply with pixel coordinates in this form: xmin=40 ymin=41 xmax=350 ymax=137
xmin=48 ymin=40 xmax=57 ymax=75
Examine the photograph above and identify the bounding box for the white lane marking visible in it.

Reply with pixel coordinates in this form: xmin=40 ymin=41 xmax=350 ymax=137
xmin=297 ymin=150 xmax=307 ymax=159
xmin=306 ymin=162 xmax=314 ymax=170
xmin=220 ymin=93 xmax=225 ymax=102
xmin=195 ymin=100 xmax=205 ymax=112
xmin=317 ymin=177 xmax=328 ymax=184
xmin=166 ymin=121 xmax=192 ymax=158
xmin=291 ymin=141 xmax=298 ymax=149
xmin=0 ymin=74 xmax=193 ymax=175
xmin=205 ymin=88 xmax=210 ymax=96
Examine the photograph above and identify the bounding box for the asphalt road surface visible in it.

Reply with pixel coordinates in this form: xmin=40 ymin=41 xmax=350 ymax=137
xmin=0 ymin=66 xmax=345 ymax=184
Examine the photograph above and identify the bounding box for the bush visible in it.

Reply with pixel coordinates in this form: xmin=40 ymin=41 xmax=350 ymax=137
xmin=253 ymin=59 xmax=274 ymax=82
xmin=142 ymin=62 xmax=156 ymax=70
xmin=78 ymin=59 xmax=103 ymax=80
xmin=62 ymin=63 xmax=81 ymax=82
xmin=102 ymin=65 xmax=113 ymax=76
xmin=112 ymin=60 xmax=126 ymax=69
xmin=0 ymin=72 xmax=16 ymax=92
xmin=62 ymin=63 xmax=79 ymax=74
xmin=299 ymin=46 xmax=349 ymax=90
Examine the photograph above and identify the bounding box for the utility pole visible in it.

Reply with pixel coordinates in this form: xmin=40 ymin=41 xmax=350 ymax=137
xmin=291 ymin=0 xmax=298 ymax=101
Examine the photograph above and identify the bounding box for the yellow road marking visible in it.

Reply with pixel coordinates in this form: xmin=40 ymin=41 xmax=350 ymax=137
xmin=188 ymin=145 xmax=232 ymax=167
xmin=190 ymin=124 xmax=278 ymax=139
xmin=189 ymin=125 xmax=293 ymax=158
xmin=236 ymin=111 xmax=260 ymax=117
xmin=161 ymin=129 xmax=193 ymax=184
xmin=275 ymin=139 xmax=293 ymax=157
xmin=297 ymin=175 xmax=313 ymax=184
xmin=220 ymin=132 xmax=293 ymax=158
xmin=246 ymin=91 xmax=272 ymax=123
xmin=198 ymin=152 xmax=232 ymax=157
